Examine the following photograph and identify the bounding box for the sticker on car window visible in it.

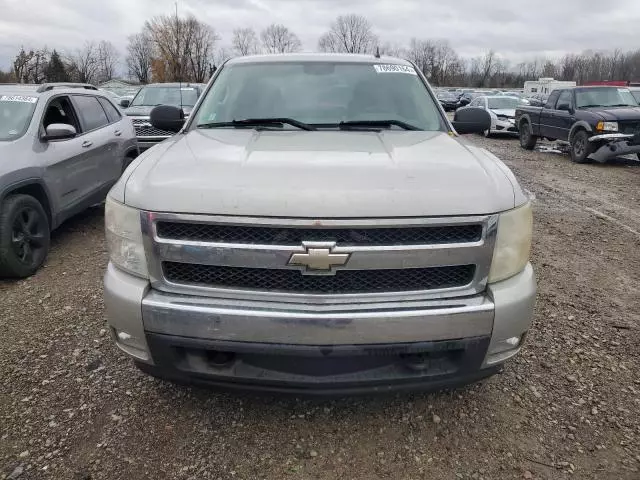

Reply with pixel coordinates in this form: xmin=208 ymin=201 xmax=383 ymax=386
xmin=373 ymin=64 xmax=417 ymax=75
xmin=0 ymin=95 xmax=38 ymax=103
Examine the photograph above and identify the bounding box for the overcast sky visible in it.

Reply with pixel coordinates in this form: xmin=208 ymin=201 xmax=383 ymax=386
xmin=1 ymin=0 xmax=639 ymax=72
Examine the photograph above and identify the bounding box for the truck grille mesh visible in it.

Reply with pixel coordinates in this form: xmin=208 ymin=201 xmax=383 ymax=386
xmin=619 ymin=121 xmax=640 ymax=136
xmin=156 ymin=222 xmax=483 ymax=246
xmin=132 ymin=119 xmax=172 ymax=137
xmin=162 ymin=262 xmax=475 ymax=294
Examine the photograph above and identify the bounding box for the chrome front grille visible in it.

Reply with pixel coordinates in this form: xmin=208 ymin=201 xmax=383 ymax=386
xmin=142 ymin=213 xmax=498 ymax=304
xmin=131 ymin=118 xmax=172 ymax=138
xmin=162 ymin=262 xmax=476 ymax=294
xmin=619 ymin=121 xmax=640 ymax=136
xmin=156 ymin=222 xmax=483 ymax=246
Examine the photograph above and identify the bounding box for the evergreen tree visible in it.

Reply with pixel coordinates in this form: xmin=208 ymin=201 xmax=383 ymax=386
xmin=45 ymin=50 xmax=70 ymax=82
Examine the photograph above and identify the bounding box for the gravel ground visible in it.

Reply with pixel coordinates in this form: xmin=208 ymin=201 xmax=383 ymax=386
xmin=1 ymin=134 xmax=639 ymax=480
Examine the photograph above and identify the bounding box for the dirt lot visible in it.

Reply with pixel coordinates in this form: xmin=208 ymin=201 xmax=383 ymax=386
xmin=1 ymin=134 xmax=639 ymax=480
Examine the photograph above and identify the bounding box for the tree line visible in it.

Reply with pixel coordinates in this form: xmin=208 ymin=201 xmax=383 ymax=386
xmin=3 ymin=13 xmax=640 ymax=88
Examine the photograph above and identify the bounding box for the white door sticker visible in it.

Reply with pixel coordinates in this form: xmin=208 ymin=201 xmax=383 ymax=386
xmin=0 ymin=95 xmax=38 ymax=103
xmin=373 ymin=64 xmax=417 ymax=75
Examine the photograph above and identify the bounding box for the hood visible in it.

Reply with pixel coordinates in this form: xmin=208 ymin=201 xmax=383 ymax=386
xmin=586 ymin=106 xmax=640 ymax=122
xmin=490 ymin=109 xmax=516 ymax=118
xmin=123 ymin=130 xmax=519 ymax=217
xmin=125 ymin=105 xmax=193 ymax=117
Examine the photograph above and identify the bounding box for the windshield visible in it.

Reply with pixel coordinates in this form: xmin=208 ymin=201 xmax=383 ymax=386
xmin=487 ymin=97 xmax=520 ymax=109
xmin=131 ymin=86 xmax=200 ymax=107
xmin=0 ymin=95 xmax=38 ymax=141
xmin=193 ymin=62 xmax=444 ymax=131
xmin=630 ymin=90 xmax=640 ymax=103
xmin=575 ymin=88 xmax=638 ymax=108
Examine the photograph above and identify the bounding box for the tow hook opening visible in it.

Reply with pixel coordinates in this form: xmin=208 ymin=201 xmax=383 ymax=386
xmin=400 ymin=350 xmax=462 ymax=372
xmin=206 ymin=350 xmax=236 ymax=368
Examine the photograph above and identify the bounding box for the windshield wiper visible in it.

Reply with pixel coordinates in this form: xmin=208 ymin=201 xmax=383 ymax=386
xmin=579 ymin=104 xmax=603 ymax=109
xmin=609 ymin=104 xmax=636 ymax=107
xmin=337 ymin=120 xmax=421 ymax=131
xmin=197 ymin=118 xmax=315 ymax=131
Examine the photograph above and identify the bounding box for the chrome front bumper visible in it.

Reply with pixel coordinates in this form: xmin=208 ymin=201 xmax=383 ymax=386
xmin=104 ymin=263 xmax=536 ymax=388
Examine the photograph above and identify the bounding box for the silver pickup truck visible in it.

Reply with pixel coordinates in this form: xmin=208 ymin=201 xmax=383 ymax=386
xmin=104 ymin=54 xmax=535 ymax=394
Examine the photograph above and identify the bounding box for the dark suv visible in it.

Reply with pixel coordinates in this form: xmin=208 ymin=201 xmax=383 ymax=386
xmin=516 ymin=86 xmax=640 ymax=163
xmin=121 ymin=83 xmax=206 ymax=150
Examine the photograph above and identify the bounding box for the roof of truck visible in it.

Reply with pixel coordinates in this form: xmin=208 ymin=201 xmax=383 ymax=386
xmin=227 ymin=53 xmax=413 ymax=66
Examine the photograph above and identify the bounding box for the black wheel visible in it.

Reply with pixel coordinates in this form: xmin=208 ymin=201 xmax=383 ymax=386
xmin=570 ymin=130 xmax=593 ymax=164
xmin=483 ymin=128 xmax=492 ymax=138
xmin=0 ymin=195 xmax=50 ymax=278
xmin=519 ymin=121 xmax=537 ymax=150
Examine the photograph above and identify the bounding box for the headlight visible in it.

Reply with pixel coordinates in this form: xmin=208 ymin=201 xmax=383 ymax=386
xmin=488 ymin=202 xmax=533 ymax=283
xmin=596 ymin=121 xmax=618 ymax=132
xmin=105 ymin=197 xmax=149 ymax=278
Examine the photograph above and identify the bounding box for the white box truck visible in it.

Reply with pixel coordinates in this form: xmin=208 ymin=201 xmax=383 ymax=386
xmin=524 ymin=78 xmax=576 ymax=95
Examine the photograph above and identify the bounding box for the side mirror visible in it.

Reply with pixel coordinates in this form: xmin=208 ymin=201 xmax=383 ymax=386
xmin=557 ymin=103 xmax=572 ymax=112
xmin=459 ymin=98 xmax=471 ymax=106
xmin=150 ymin=105 xmax=185 ymax=133
xmin=119 ymin=98 xmax=130 ymax=108
xmin=43 ymin=123 xmax=76 ymax=141
xmin=452 ymin=107 xmax=491 ymax=134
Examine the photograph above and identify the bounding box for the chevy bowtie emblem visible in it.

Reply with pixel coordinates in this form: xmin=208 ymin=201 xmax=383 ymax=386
xmin=288 ymin=242 xmax=350 ymax=274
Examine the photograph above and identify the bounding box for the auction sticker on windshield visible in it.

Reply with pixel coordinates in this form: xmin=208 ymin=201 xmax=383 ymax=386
xmin=0 ymin=95 xmax=38 ymax=103
xmin=373 ymin=64 xmax=417 ymax=75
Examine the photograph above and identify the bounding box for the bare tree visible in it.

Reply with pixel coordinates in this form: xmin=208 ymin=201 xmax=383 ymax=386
xmin=96 ymin=40 xmax=119 ymax=83
xmin=260 ymin=24 xmax=301 ymax=54
xmin=318 ymin=14 xmax=377 ymax=54
xmin=479 ymin=50 xmax=496 ymax=87
xmin=184 ymin=17 xmax=219 ymax=82
xmin=146 ymin=15 xmax=187 ymax=81
xmin=378 ymin=42 xmax=405 ymax=58
xmin=430 ymin=40 xmax=459 ymax=85
xmin=232 ymin=28 xmax=259 ymax=56
xmin=66 ymin=42 xmax=100 ymax=84
xmin=13 ymin=48 xmax=33 ymax=83
xmin=13 ymin=47 xmax=50 ymax=83
xmin=407 ymin=39 xmax=436 ymax=78
xmin=145 ymin=14 xmax=218 ymax=82
xmin=215 ymin=46 xmax=233 ymax=64
xmin=126 ymin=32 xmax=154 ymax=83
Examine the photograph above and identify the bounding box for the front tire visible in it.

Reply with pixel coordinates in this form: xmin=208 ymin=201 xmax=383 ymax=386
xmin=570 ymin=130 xmax=593 ymax=164
xmin=519 ymin=121 xmax=537 ymax=150
xmin=0 ymin=195 xmax=50 ymax=278
xmin=483 ymin=128 xmax=492 ymax=138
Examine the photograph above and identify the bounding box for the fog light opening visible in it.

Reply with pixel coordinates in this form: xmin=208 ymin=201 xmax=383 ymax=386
xmin=504 ymin=336 xmax=521 ymax=347
xmin=485 ymin=333 xmax=526 ymax=366
xmin=113 ymin=328 xmax=150 ymax=361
